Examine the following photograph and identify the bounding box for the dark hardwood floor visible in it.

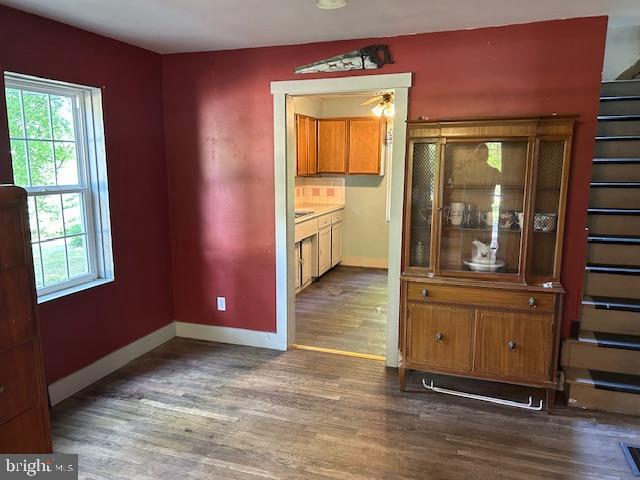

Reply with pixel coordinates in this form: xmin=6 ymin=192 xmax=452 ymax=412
xmin=295 ymin=266 xmax=387 ymax=356
xmin=51 ymin=338 xmax=640 ymax=479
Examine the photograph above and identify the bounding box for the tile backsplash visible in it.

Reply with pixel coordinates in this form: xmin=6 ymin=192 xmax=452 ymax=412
xmin=295 ymin=177 xmax=345 ymax=205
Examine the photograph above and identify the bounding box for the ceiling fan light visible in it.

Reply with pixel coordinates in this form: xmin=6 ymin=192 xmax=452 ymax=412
xmin=316 ymin=0 xmax=348 ymax=9
xmin=384 ymin=103 xmax=395 ymax=118
xmin=371 ymin=103 xmax=385 ymax=117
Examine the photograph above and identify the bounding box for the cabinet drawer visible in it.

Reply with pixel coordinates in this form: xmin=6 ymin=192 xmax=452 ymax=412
xmin=474 ymin=310 xmax=553 ymax=381
xmin=0 ymin=405 xmax=50 ymax=453
xmin=406 ymin=303 xmax=473 ymax=371
xmin=406 ymin=282 xmax=555 ymax=313
xmin=0 ymin=268 xmax=35 ymax=350
xmin=318 ymin=213 xmax=332 ymax=229
xmin=331 ymin=209 xmax=344 ymax=224
xmin=0 ymin=340 xmax=40 ymax=425
xmin=294 ymin=218 xmax=318 ymax=243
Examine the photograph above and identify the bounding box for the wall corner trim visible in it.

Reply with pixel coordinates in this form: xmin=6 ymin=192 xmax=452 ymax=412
xmin=47 ymin=322 xmax=176 ymax=405
xmin=175 ymin=322 xmax=286 ymax=351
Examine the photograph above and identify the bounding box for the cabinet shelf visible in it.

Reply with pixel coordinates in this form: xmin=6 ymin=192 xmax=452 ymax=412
xmin=445 ymin=184 xmax=524 ymax=190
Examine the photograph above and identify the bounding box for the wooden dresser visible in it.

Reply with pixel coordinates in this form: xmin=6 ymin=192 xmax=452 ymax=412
xmin=0 ymin=185 xmax=52 ymax=452
xmin=399 ymin=117 xmax=575 ymax=409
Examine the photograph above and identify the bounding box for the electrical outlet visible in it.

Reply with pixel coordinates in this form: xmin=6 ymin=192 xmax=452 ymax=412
xmin=217 ymin=296 xmax=226 ymax=311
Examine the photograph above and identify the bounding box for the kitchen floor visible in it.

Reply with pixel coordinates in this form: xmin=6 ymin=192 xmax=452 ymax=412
xmin=51 ymin=338 xmax=640 ymax=480
xmin=295 ymin=265 xmax=387 ymax=356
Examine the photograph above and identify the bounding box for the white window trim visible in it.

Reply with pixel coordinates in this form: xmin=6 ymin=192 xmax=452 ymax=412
xmin=4 ymin=72 xmax=114 ymax=303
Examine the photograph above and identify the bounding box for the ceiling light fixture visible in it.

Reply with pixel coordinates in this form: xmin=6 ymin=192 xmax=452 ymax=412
xmin=315 ymin=0 xmax=348 ymax=10
xmin=371 ymin=93 xmax=395 ymax=118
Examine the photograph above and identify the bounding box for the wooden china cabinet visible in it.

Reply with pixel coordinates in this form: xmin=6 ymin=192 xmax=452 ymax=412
xmin=399 ymin=116 xmax=575 ymax=409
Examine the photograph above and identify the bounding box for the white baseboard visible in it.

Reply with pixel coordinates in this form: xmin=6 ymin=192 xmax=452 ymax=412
xmin=47 ymin=322 xmax=176 ymax=406
xmin=341 ymin=256 xmax=388 ymax=269
xmin=176 ymin=322 xmax=286 ymax=351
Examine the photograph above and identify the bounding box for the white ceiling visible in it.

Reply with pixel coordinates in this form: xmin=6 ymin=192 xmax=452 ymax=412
xmin=3 ymin=0 xmax=640 ymax=54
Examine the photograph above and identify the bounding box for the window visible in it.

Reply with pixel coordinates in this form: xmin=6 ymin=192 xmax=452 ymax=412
xmin=4 ymin=72 xmax=114 ymax=302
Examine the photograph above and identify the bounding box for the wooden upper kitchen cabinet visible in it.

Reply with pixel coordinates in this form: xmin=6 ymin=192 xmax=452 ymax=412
xmin=0 ymin=185 xmax=52 ymax=453
xmin=296 ymin=114 xmax=317 ymax=176
xmin=399 ymin=116 xmax=575 ymax=409
xmin=317 ymin=119 xmax=348 ymax=174
xmin=347 ymin=118 xmax=386 ymax=174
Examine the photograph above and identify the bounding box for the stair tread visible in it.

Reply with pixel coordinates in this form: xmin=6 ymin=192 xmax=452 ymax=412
xmin=565 ymin=367 xmax=640 ymax=395
xmin=588 ymin=234 xmax=640 ymax=245
xmin=588 ymin=208 xmax=640 ymax=215
xmin=579 ymin=330 xmax=640 ymax=351
xmin=582 ymin=295 xmax=640 ymax=312
xmin=593 ymin=157 xmax=640 ymax=164
xmin=586 ymin=264 xmax=640 ymax=275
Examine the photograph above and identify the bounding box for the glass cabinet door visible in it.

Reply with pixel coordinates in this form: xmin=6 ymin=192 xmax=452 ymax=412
xmin=529 ymin=140 xmax=566 ymax=280
xmin=408 ymin=141 xmax=437 ymax=269
xmin=438 ymin=140 xmax=528 ymax=276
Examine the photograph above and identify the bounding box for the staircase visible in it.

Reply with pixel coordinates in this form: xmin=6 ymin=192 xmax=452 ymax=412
xmin=562 ymin=79 xmax=640 ymax=416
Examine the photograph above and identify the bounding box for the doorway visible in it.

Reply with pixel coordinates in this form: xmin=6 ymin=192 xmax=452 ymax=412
xmin=271 ymin=73 xmax=412 ymax=367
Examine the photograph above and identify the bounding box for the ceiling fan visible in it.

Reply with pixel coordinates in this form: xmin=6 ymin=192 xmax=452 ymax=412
xmin=362 ymin=92 xmax=395 ymax=118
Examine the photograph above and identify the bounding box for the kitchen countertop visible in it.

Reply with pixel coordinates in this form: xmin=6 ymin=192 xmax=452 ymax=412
xmin=294 ymin=203 xmax=344 ymax=224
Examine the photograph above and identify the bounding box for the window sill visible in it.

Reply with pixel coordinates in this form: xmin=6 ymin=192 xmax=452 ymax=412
xmin=37 ymin=277 xmax=114 ymax=304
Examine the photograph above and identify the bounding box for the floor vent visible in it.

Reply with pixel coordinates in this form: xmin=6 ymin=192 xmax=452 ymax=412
xmin=621 ymin=442 xmax=640 ymax=476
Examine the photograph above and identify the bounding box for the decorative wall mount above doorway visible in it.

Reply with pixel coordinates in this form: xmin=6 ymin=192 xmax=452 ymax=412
xmin=294 ymin=44 xmax=392 ymax=73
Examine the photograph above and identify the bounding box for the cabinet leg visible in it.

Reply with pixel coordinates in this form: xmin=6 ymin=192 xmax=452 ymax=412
xmin=545 ymin=388 xmax=555 ymax=414
xmin=399 ymin=367 xmax=407 ymax=392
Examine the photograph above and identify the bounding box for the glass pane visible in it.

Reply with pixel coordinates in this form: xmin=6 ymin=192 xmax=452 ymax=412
xmin=22 ymin=91 xmax=52 ymax=140
xmin=28 ymin=140 xmax=56 ymax=185
xmin=27 ymin=196 xmax=38 ymax=242
xmin=62 ymin=193 xmax=85 ymax=235
xmin=409 ymin=142 xmax=436 ymax=268
xmin=67 ymin=235 xmax=89 ymax=277
xmin=31 ymin=244 xmax=44 ymax=289
xmin=10 ymin=139 xmax=29 ymax=186
xmin=54 ymin=142 xmax=79 ymax=185
xmin=439 ymin=140 xmax=528 ymax=275
xmin=50 ymin=95 xmax=75 ymax=141
xmin=5 ymin=88 xmax=24 ymax=138
xmin=531 ymin=141 xmax=564 ymax=278
xmin=35 ymin=194 xmax=64 ymax=240
xmin=41 ymin=238 xmax=68 ymax=285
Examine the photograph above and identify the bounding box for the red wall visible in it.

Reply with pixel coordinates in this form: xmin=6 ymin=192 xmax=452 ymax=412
xmin=162 ymin=17 xmax=607 ymax=336
xmin=0 ymin=6 xmax=174 ymax=383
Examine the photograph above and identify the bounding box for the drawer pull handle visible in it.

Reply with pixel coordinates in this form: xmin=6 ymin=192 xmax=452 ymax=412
xmin=0 ymin=385 xmax=5 ymax=394
xmin=435 ymin=332 xmax=444 ymax=342
xmin=528 ymin=297 xmax=537 ymax=308
xmin=507 ymin=340 xmax=517 ymax=351
xmin=421 ymin=288 xmax=429 ymax=298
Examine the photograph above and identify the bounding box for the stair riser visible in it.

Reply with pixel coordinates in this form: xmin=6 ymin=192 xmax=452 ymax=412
xmin=587 ymin=243 xmax=640 ymax=266
xmin=581 ymin=307 xmax=640 ymax=335
xmin=597 ymin=120 xmax=640 ymax=137
xmin=600 ymin=99 xmax=640 ymax=115
xmin=583 ymin=271 xmax=640 ymax=299
xmin=601 ymin=81 xmax=640 ymax=97
xmin=588 ymin=214 xmax=640 ymax=236
xmin=594 ymin=139 xmax=640 ymax=157
xmin=591 ymin=163 xmax=640 ymax=182
xmin=561 ymin=340 xmax=640 ymax=375
xmin=567 ymin=383 xmax=640 ymax=415
xmin=589 ymin=187 xmax=640 ymax=209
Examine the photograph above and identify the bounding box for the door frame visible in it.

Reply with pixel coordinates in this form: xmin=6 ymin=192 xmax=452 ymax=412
xmin=271 ymin=72 xmax=412 ymax=367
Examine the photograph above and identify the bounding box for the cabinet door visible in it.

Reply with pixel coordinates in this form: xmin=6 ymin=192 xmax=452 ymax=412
xmin=318 ymin=227 xmax=332 ymax=275
xmin=348 ymin=118 xmax=383 ymax=174
xmin=301 ymin=238 xmax=312 ymax=287
xmin=405 ymin=303 xmax=474 ymax=371
xmin=331 ymin=221 xmax=342 ymax=267
xmin=296 ymin=115 xmax=311 ymax=176
xmin=317 ymin=119 xmax=348 ymax=173
xmin=294 ymin=242 xmax=301 ymax=291
xmin=474 ymin=310 xmax=552 ymax=381
xmin=307 ymin=117 xmax=317 ymax=175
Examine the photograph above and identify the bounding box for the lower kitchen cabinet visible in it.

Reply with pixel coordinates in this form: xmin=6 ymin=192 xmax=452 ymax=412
xmin=300 ymin=238 xmax=312 ymax=288
xmin=331 ymin=221 xmax=342 ymax=267
xmin=295 ymin=242 xmax=301 ymax=292
xmin=318 ymin=227 xmax=332 ymax=276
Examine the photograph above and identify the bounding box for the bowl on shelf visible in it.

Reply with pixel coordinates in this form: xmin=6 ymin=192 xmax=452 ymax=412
xmin=463 ymin=259 xmax=506 ymax=272
xmin=534 ymin=213 xmax=557 ymax=232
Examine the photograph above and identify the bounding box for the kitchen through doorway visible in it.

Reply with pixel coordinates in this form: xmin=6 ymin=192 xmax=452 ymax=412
xmin=290 ymin=91 xmax=394 ymax=359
